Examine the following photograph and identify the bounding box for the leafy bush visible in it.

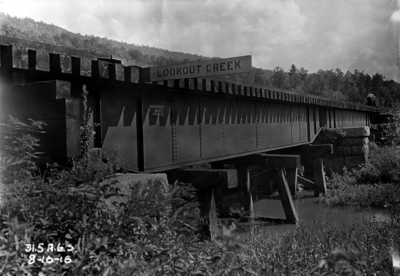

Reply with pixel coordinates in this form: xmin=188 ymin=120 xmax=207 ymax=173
xmin=2 ymin=110 xmax=400 ymax=275
xmin=353 ymin=144 xmax=400 ymax=184
xmin=320 ymin=180 xmax=398 ymax=208
xmin=379 ymin=104 xmax=400 ymax=146
xmin=0 ymin=115 xmax=46 ymax=183
xmin=319 ymin=143 xmax=400 ymax=209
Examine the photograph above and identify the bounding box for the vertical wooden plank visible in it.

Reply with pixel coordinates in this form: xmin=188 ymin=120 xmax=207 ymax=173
xmin=238 ymin=85 xmax=243 ymax=96
xmin=249 ymin=86 xmax=253 ymax=97
xmin=71 ymin=56 xmax=81 ymax=76
xmin=209 ymin=188 xmax=220 ymax=240
xmin=218 ymin=81 xmax=223 ymax=93
xmin=226 ymin=83 xmax=231 ymax=94
xmin=232 ymin=83 xmax=237 ymax=95
xmin=49 ymin=53 xmax=61 ymax=73
xmin=273 ymin=168 xmax=298 ymax=223
xmin=109 ymin=63 xmax=116 ymax=80
xmin=244 ymin=86 xmax=249 ymax=97
xmin=196 ymin=186 xmax=219 ymax=240
xmin=202 ymin=79 xmax=208 ymax=92
xmin=210 ymin=163 xmax=224 ymax=207
xmin=313 ymin=157 xmax=327 ymax=195
xmin=287 ymin=168 xmax=298 ymax=196
xmin=92 ymin=60 xmax=100 ymax=78
xmin=124 ymin=66 xmax=132 ymax=82
xmin=236 ymin=165 xmax=254 ymax=218
xmin=1 ymin=45 xmax=12 ymax=69
xmin=28 ymin=49 xmax=36 ymax=70
xmin=211 ymin=80 xmax=218 ymax=93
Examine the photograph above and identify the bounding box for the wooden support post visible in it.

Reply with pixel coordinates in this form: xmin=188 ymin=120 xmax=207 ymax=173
xmin=209 ymin=188 xmax=219 ymax=240
xmin=286 ymin=168 xmax=298 ymax=196
xmin=210 ymin=163 xmax=224 ymax=207
xmin=313 ymin=157 xmax=327 ymax=195
xmin=272 ymin=168 xmax=298 ymax=223
xmin=195 ymin=186 xmax=219 ymax=240
xmin=236 ymin=165 xmax=254 ymax=219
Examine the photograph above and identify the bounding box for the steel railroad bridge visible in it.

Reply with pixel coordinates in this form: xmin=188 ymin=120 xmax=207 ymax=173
xmin=0 ymin=37 xmax=380 ymax=227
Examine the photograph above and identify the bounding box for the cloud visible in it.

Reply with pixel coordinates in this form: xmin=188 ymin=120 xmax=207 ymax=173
xmin=390 ymin=0 xmax=400 ymax=23
xmin=1 ymin=0 xmax=399 ymax=81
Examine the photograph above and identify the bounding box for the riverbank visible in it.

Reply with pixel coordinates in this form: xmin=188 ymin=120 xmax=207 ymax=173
xmin=224 ymin=189 xmax=391 ymax=238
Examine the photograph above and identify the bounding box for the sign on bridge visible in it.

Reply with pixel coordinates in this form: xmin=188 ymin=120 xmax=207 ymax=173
xmin=140 ymin=55 xmax=252 ymax=82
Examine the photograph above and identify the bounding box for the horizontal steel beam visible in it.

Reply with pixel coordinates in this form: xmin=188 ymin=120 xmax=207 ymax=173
xmin=166 ymin=169 xmax=238 ymax=190
xmin=268 ymin=144 xmax=333 ymax=161
xmin=217 ymin=154 xmax=301 ymax=168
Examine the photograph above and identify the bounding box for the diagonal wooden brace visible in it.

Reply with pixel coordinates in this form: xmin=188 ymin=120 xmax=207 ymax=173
xmin=272 ymin=167 xmax=298 ymax=223
xmin=297 ymin=175 xmax=316 ymax=190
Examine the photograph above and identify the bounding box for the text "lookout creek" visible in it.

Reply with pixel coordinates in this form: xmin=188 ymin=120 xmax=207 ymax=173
xmin=142 ymin=55 xmax=252 ymax=82
xmin=157 ymin=60 xmax=243 ymax=78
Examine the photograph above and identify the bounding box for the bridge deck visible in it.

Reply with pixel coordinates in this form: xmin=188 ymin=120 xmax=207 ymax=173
xmin=0 ymin=41 xmax=379 ymax=172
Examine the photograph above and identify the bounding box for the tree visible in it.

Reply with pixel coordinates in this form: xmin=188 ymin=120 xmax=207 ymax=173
xmin=128 ymin=49 xmax=143 ymax=61
xmin=0 ymin=23 xmax=17 ymax=37
xmin=270 ymin=66 xmax=289 ymax=89
xmin=304 ymin=70 xmax=327 ymax=96
xmin=288 ymin=64 xmax=301 ymax=90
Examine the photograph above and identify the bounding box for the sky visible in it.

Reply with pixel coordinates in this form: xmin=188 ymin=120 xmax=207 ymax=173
xmin=1 ymin=0 xmax=400 ymax=81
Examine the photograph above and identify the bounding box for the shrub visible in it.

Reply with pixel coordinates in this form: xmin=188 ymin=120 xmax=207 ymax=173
xmin=353 ymin=144 xmax=400 ymax=184
xmin=2 ymin=106 xmax=400 ymax=274
xmin=320 ymin=143 xmax=400 ymax=209
xmin=380 ymin=104 xmax=400 ymax=146
xmin=0 ymin=115 xmax=46 ymax=183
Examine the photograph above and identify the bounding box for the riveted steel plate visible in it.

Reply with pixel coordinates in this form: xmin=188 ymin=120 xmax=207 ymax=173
xmin=142 ymin=90 xmax=173 ymax=169
xmin=269 ymin=103 xmax=281 ymax=147
xmin=291 ymin=106 xmax=300 ymax=144
xmin=281 ymin=105 xmax=291 ymax=145
xmin=299 ymin=106 xmax=308 ymax=142
xmin=256 ymin=102 xmax=270 ymax=149
xmin=241 ymin=100 xmax=257 ymax=151
xmin=315 ymin=107 xmax=320 ymax=128
xmin=309 ymin=107 xmax=317 ymax=140
xmin=224 ymin=98 xmax=243 ymax=154
xmin=100 ymin=86 xmax=139 ymax=170
xmin=174 ymin=94 xmax=201 ymax=163
xmin=200 ymin=96 xmax=225 ymax=158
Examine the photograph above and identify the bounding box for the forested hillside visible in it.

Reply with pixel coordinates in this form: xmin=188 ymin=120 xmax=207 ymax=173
xmin=0 ymin=12 xmax=399 ymax=108
xmin=269 ymin=65 xmax=400 ymax=109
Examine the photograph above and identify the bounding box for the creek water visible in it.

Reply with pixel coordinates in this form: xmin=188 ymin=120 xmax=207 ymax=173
xmin=229 ymin=190 xmax=390 ymax=236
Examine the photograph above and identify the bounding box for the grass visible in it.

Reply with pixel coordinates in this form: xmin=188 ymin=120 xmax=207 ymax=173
xmin=1 ymin=113 xmax=400 ymax=275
